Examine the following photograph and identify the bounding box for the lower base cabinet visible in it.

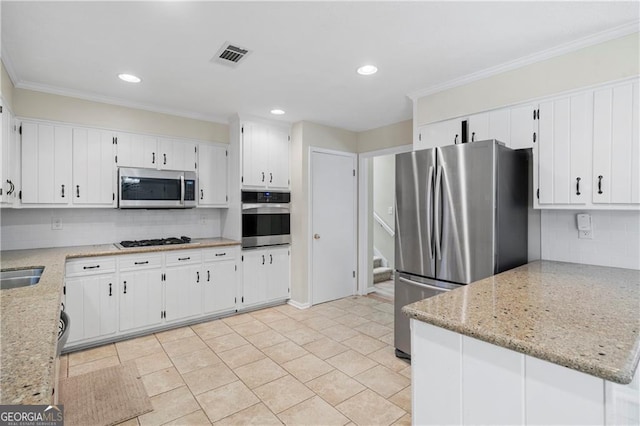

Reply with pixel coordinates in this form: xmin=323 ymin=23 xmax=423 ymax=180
xmin=203 ymin=248 xmax=237 ymax=314
xmin=65 ymin=274 xmax=117 ymax=344
xmin=119 ymin=269 xmax=163 ymax=332
xmin=242 ymin=245 xmax=290 ymax=307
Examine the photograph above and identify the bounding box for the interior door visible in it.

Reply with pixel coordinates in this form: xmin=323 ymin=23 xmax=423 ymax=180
xmin=311 ymin=150 xmax=356 ymax=305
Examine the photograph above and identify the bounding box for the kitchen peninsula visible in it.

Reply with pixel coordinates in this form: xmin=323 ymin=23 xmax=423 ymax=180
xmin=403 ymin=260 xmax=640 ymax=425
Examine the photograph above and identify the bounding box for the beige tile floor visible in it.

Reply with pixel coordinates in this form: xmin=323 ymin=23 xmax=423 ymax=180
xmin=60 ymin=295 xmax=411 ymax=426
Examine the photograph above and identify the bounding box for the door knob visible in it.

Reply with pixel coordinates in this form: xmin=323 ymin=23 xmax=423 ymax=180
xmin=314 ymin=234 xmax=320 ymax=240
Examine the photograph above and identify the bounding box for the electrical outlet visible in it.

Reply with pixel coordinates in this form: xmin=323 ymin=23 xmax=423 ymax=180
xmin=200 ymin=215 xmax=207 ymax=225
xmin=579 ymin=230 xmax=593 ymax=239
xmin=51 ymin=218 xmax=63 ymax=230
xmin=388 ymin=206 xmax=393 ymax=215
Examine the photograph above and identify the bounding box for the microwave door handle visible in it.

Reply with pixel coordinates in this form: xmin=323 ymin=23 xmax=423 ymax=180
xmin=180 ymin=175 xmax=185 ymax=205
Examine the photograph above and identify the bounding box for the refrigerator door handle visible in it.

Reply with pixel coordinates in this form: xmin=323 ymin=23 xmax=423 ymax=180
xmin=434 ymin=165 xmax=443 ymax=260
xmin=426 ymin=165 xmax=434 ymax=260
xmin=398 ymin=276 xmax=452 ymax=293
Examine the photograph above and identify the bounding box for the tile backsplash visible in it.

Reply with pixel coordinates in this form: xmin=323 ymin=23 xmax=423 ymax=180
xmin=541 ymin=210 xmax=640 ymax=270
xmin=0 ymin=208 xmax=222 ymax=251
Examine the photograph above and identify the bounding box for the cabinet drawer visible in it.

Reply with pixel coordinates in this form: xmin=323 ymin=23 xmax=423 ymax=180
xmin=119 ymin=254 xmax=162 ymax=271
xmin=165 ymin=250 xmax=201 ymax=266
xmin=66 ymin=257 xmax=116 ymax=277
xmin=202 ymin=247 xmax=237 ymax=262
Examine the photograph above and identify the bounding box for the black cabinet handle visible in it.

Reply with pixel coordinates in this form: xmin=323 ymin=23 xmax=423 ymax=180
xmin=270 ymin=173 xmax=273 ymax=183
xmin=215 ymin=253 xmax=226 ymax=257
xmin=576 ymin=177 xmax=581 ymax=196
xmin=262 ymin=255 xmax=265 ymax=265
xmin=76 ymin=185 xmax=80 ymax=198
xmin=163 ymin=153 xmax=167 ymax=165
xmin=471 ymin=132 xmax=475 ymax=142
xmin=207 ymin=270 xmax=210 ymax=282
xmin=123 ymin=281 xmax=127 ymax=294
xmin=196 ymin=271 xmax=200 ymax=283
xmin=200 ymin=189 xmax=204 ymax=200
xmin=134 ymin=261 xmax=149 ymax=265
xmin=61 ymin=184 xmax=65 ymax=198
xmin=454 ymin=134 xmax=459 ymax=144
xmin=178 ymin=257 xmax=191 ymax=261
xmin=152 ymin=152 xmax=155 ymax=164
xmin=270 ymin=254 xmax=273 ymax=264
xmin=261 ymin=172 xmax=265 ymax=182
xmin=598 ymin=175 xmax=603 ymax=194
xmin=109 ymin=283 xmax=112 ymax=296
xmin=83 ymin=265 xmax=100 ymax=270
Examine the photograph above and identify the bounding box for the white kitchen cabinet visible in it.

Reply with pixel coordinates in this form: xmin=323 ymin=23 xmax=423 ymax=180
xmin=509 ymin=104 xmax=537 ymax=149
xmin=416 ymin=118 xmax=462 ymax=150
xmin=202 ymin=248 xmax=238 ymax=315
xmin=1 ymin=103 xmax=19 ymax=205
xmin=198 ymin=143 xmax=228 ymax=206
xmin=592 ymin=82 xmax=640 ymax=205
xmin=72 ymin=128 xmax=115 ymax=206
xmin=116 ymin=132 xmax=157 ymax=169
xmin=64 ymin=257 xmax=117 ymax=345
xmin=241 ymin=246 xmax=289 ymax=307
xmin=488 ymin=109 xmax=511 ymax=144
xmin=158 ymin=138 xmax=197 ymax=172
xmin=21 ymin=121 xmax=72 ymax=205
xmin=536 ymin=92 xmax=592 ymax=206
xmin=467 ymin=112 xmax=490 ymax=142
xmin=164 ymin=250 xmax=202 ymax=322
xmin=241 ymin=121 xmax=290 ymax=189
xmin=119 ymin=254 xmax=163 ymax=332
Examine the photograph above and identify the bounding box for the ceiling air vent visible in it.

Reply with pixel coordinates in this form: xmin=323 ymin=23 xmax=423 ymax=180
xmin=213 ymin=42 xmax=251 ymax=67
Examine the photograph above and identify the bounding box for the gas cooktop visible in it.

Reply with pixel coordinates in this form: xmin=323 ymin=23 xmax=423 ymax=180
xmin=115 ymin=236 xmax=194 ymax=249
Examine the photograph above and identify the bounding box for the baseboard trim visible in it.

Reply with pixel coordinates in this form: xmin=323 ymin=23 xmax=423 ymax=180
xmin=287 ymin=299 xmax=311 ymax=310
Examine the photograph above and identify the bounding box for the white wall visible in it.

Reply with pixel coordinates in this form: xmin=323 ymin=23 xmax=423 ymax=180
xmin=0 ymin=208 xmax=222 ymax=251
xmin=541 ymin=210 xmax=640 ymax=270
xmin=372 ymin=154 xmax=395 ymax=269
xmin=1 ymin=62 xmax=14 ymax=110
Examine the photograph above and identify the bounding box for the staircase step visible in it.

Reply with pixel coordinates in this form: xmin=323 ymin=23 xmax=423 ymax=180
xmin=373 ymin=266 xmax=393 ymax=284
xmin=373 ymin=256 xmax=383 ymax=268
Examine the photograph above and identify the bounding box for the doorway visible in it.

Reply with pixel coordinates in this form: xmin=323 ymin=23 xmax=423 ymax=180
xmin=310 ymin=148 xmax=357 ymax=305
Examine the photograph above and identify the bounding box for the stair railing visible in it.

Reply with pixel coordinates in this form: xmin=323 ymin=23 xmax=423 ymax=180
xmin=373 ymin=211 xmax=395 ymax=237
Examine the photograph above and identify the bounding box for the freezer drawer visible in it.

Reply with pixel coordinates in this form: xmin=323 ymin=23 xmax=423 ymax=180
xmin=394 ymin=272 xmax=462 ymax=358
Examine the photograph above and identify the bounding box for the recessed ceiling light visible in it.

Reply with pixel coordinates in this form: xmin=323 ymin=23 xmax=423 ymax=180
xmin=357 ymin=65 xmax=378 ymax=76
xmin=270 ymin=109 xmax=285 ymax=115
xmin=118 ymin=73 xmax=141 ymax=83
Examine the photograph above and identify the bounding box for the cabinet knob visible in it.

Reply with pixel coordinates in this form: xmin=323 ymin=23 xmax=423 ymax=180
xmin=454 ymin=134 xmax=459 ymax=144
xmin=314 ymin=234 xmax=320 ymax=240
xmin=471 ymin=132 xmax=475 ymax=142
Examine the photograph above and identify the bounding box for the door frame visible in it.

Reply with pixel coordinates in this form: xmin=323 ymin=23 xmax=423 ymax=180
xmin=357 ymin=144 xmax=413 ymax=295
xmin=308 ymin=147 xmax=358 ymax=306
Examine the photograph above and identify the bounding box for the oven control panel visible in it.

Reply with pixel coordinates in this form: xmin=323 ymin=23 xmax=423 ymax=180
xmin=242 ymin=191 xmax=291 ymax=203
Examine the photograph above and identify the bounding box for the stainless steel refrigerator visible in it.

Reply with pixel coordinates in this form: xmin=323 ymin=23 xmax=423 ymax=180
xmin=394 ymin=139 xmax=529 ymax=358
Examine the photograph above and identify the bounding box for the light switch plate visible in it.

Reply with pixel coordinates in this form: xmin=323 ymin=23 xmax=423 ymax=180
xmin=388 ymin=206 xmax=393 ymax=215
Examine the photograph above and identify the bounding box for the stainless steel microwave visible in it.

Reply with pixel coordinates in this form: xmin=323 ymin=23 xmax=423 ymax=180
xmin=118 ymin=167 xmax=196 ymax=209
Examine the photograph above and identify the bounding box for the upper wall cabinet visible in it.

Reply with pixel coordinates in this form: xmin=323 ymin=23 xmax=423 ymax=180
xmin=72 ymin=128 xmax=115 ymax=206
xmin=592 ymin=82 xmax=639 ymax=205
xmin=158 ymin=138 xmax=197 ymax=172
xmin=198 ymin=143 xmax=228 ymax=207
xmin=241 ymin=121 xmax=290 ymax=190
xmin=116 ymin=133 xmax=157 ymax=169
xmin=1 ymin=103 xmax=20 ymax=206
xmin=416 ymin=118 xmax=462 ymax=149
xmin=21 ymin=121 xmax=72 ymax=205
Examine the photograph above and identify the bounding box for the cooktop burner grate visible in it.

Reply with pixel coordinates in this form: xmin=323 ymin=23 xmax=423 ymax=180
xmin=118 ymin=236 xmax=192 ymax=248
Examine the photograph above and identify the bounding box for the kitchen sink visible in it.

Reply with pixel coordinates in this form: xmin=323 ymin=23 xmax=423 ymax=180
xmin=0 ymin=267 xmax=44 ymax=290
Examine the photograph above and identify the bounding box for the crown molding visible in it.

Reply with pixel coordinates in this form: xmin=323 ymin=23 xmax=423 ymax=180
xmin=1 ymin=50 xmax=21 ymax=88
xmin=408 ymin=20 xmax=640 ymax=101
xmin=13 ymin=80 xmax=229 ymax=125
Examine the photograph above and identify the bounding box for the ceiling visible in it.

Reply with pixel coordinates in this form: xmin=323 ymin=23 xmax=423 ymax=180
xmin=2 ymin=2 xmax=638 ymax=132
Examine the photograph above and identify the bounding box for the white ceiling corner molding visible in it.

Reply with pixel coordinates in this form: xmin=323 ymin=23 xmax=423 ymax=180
xmin=13 ymin=80 xmax=229 ymax=125
xmin=408 ymin=20 xmax=640 ymax=100
xmin=1 ymin=50 xmax=21 ymax=87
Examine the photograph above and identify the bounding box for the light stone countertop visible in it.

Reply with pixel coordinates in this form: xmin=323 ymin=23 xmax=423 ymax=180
xmin=403 ymin=260 xmax=640 ymax=385
xmin=0 ymin=238 xmax=240 ymax=404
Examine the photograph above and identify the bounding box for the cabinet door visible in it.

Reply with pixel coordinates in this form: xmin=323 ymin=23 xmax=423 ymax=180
xmin=488 ymin=109 xmax=510 ymax=145
xmin=65 ymin=275 xmax=117 ymax=343
xmin=165 ymin=265 xmax=202 ymax=322
xmin=468 ymin=112 xmax=490 ymax=143
xmin=509 ymin=104 xmax=536 ymax=149
xmin=267 ymin=127 xmax=290 ymax=189
xmin=242 ymin=122 xmax=269 ymax=187
xmin=72 ymin=128 xmax=115 ymax=205
xmin=417 ymin=118 xmax=461 ymax=150
xmin=593 ymin=82 xmax=640 ymax=204
xmin=21 ymin=122 xmax=72 ymax=204
xmin=266 ymin=247 xmax=289 ymax=301
xmin=0 ymin=104 xmax=17 ymax=204
xmin=116 ymin=133 xmax=157 ymax=168
xmin=198 ymin=144 xmax=228 ymax=206
xmin=242 ymin=249 xmax=267 ymax=306
xmin=203 ymin=259 xmax=237 ymax=314
xmin=119 ymin=270 xmax=163 ymax=332
xmin=159 ymin=138 xmax=196 ymax=171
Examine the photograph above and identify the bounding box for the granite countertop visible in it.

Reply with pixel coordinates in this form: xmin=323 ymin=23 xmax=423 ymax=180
xmin=0 ymin=238 xmax=240 ymax=404
xmin=403 ymin=260 xmax=640 ymax=385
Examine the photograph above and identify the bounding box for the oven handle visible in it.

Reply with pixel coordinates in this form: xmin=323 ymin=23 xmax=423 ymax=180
xmin=180 ymin=175 xmax=185 ymax=205
xmin=242 ymin=205 xmax=290 ymax=214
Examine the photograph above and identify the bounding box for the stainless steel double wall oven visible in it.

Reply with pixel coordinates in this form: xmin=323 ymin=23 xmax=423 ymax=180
xmin=241 ymin=191 xmax=291 ymax=248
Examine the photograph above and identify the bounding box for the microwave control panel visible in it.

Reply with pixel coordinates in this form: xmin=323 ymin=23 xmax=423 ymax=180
xmin=185 ymin=180 xmax=196 ymax=201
